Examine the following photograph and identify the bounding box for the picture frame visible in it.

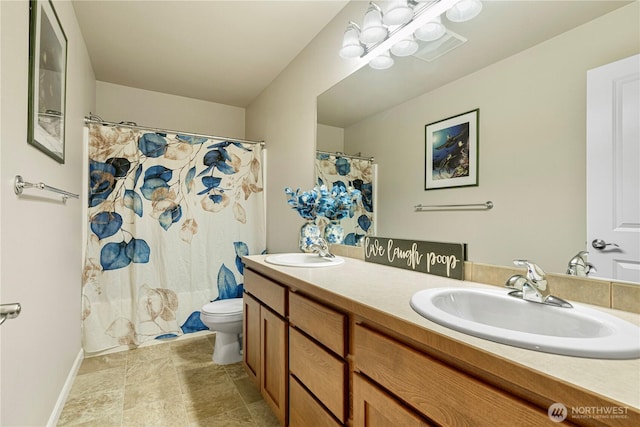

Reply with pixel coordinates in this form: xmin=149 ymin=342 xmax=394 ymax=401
xmin=424 ymin=109 xmax=479 ymax=190
xmin=27 ymin=0 xmax=67 ymax=164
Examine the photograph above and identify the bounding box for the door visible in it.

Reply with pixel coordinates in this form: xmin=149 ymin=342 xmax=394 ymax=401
xmin=587 ymin=54 xmax=640 ymax=282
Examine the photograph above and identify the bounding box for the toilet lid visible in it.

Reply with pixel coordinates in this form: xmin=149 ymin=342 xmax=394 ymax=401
xmin=202 ymin=298 xmax=243 ymax=315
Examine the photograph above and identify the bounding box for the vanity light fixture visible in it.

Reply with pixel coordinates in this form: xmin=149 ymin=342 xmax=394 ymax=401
xmin=383 ymin=0 xmax=414 ymax=26
xmin=414 ymin=15 xmax=446 ymax=42
xmin=390 ymin=37 xmax=419 ymax=57
xmin=446 ymin=0 xmax=483 ymax=22
xmin=339 ymin=0 xmax=482 ymax=70
xmin=360 ymin=3 xmax=388 ymax=44
xmin=339 ymin=21 xmax=365 ymax=59
xmin=369 ymin=50 xmax=395 ymax=69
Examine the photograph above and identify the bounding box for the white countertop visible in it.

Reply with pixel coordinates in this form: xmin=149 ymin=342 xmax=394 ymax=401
xmin=244 ymin=254 xmax=640 ymax=409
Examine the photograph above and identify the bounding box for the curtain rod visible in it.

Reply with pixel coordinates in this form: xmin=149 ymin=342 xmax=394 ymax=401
xmin=316 ymin=150 xmax=374 ymax=162
xmin=84 ymin=116 xmax=265 ymax=146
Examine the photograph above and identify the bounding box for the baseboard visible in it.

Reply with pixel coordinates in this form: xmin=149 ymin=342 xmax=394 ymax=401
xmin=46 ymin=348 xmax=84 ymax=427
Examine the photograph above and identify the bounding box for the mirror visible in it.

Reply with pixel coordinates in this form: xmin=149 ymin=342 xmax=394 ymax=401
xmin=317 ymin=1 xmax=639 ymax=283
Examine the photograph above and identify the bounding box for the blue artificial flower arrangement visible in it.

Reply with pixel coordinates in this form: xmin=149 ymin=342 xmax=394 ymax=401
xmin=285 ymin=184 xmax=361 ymax=221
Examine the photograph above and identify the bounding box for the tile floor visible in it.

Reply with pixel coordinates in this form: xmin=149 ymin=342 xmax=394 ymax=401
xmin=57 ymin=334 xmax=279 ymax=426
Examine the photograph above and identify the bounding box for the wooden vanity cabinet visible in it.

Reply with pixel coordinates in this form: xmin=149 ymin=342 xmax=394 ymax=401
xmin=353 ymin=324 xmax=554 ymax=427
xmin=243 ymin=269 xmax=288 ymax=426
xmin=243 ymin=259 xmax=638 ymax=427
xmin=288 ymin=291 xmax=348 ymax=426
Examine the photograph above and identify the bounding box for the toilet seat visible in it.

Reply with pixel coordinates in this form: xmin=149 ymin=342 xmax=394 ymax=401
xmin=201 ymin=298 xmax=243 ymax=321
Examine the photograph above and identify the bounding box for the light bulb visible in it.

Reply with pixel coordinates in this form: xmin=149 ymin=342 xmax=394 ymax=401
xmin=446 ymin=0 xmax=483 ymax=23
xmin=390 ymin=37 xmax=418 ymax=57
xmin=360 ymin=3 xmax=388 ymax=44
xmin=369 ymin=51 xmax=394 ymax=70
xmin=383 ymin=0 xmax=414 ymax=26
xmin=339 ymin=22 xmax=364 ymax=59
xmin=415 ymin=16 xmax=446 ymax=42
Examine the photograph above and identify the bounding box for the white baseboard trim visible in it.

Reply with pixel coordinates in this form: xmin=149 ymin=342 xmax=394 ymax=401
xmin=46 ymin=348 xmax=84 ymax=427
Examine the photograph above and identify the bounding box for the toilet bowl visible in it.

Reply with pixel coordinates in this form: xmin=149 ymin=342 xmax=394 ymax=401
xmin=200 ymin=298 xmax=243 ymax=365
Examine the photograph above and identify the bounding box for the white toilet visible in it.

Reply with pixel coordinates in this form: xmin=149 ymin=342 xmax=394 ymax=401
xmin=200 ymin=297 xmax=244 ymax=365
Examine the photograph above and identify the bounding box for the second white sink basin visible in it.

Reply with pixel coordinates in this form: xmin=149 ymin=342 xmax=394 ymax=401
xmin=265 ymin=253 xmax=344 ymax=268
xmin=410 ymin=287 xmax=640 ymax=359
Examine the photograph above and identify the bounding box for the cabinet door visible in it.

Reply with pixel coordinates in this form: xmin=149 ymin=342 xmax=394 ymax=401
xmin=353 ymin=374 xmax=434 ymax=427
xmin=261 ymin=306 xmax=288 ymax=426
xmin=243 ymin=292 xmax=260 ymax=387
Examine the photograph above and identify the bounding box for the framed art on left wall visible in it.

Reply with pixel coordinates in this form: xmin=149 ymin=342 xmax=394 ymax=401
xmin=27 ymin=0 xmax=68 ymax=163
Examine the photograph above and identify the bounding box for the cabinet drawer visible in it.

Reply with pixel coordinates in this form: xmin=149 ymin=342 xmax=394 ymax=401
xmin=353 ymin=373 xmax=434 ymax=427
xmin=244 ymin=268 xmax=286 ymax=316
xmin=353 ymin=324 xmax=550 ymax=427
xmin=290 ymin=327 xmax=347 ymax=423
xmin=289 ymin=291 xmax=347 ymax=357
xmin=290 ymin=375 xmax=342 ymax=427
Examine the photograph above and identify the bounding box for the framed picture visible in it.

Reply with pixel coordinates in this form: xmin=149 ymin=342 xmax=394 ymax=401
xmin=27 ymin=0 xmax=67 ymax=164
xmin=425 ymin=109 xmax=479 ymax=190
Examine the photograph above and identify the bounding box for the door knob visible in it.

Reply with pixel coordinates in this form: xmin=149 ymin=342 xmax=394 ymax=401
xmin=592 ymin=239 xmax=619 ymax=250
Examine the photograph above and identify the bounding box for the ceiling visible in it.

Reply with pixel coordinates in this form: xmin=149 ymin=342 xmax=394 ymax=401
xmin=73 ymin=1 xmax=633 ymax=120
xmin=318 ymin=0 xmax=633 ymax=128
xmin=72 ymin=0 xmax=349 ymax=108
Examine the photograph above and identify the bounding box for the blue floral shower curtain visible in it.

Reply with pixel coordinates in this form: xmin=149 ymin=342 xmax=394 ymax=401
xmin=82 ymin=123 xmax=265 ymax=352
xmin=315 ymin=153 xmax=375 ymax=245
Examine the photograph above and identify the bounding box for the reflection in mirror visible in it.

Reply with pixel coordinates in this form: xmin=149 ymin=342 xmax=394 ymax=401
xmin=317 ymin=1 xmax=639 ymax=283
xmin=315 ymin=151 xmax=376 ymax=246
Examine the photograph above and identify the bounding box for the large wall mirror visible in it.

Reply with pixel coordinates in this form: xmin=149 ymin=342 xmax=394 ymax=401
xmin=317 ymin=1 xmax=639 ymax=284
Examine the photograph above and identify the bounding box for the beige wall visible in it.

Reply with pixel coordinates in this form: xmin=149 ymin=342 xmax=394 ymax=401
xmin=95 ymin=81 xmax=246 ymax=139
xmin=342 ymin=3 xmax=639 ymax=275
xmin=246 ymin=1 xmax=367 ymax=253
xmin=317 ymin=123 xmax=344 ymax=153
xmin=0 ymin=0 xmax=96 ymax=425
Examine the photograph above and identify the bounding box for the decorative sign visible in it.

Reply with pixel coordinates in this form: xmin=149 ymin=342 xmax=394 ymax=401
xmin=364 ymin=236 xmax=466 ymax=280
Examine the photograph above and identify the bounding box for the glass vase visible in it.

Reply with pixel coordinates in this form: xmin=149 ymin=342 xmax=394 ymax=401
xmin=324 ymin=220 xmax=344 ymax=245
xmin=299 ymin=220 xmax=322 ymax=253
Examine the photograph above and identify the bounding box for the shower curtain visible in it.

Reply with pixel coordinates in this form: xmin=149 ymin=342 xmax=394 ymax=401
xmin=82 ymin=123 xmax=265 ymax=352
xmin=315 ymin=152 xmax=375 ymax=246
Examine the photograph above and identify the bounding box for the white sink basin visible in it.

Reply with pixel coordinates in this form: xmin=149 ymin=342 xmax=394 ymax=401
xmin=410 ymin=287 xmax=640 ymax=359
xmin=264 ymin=253 xmax=344 ymax=268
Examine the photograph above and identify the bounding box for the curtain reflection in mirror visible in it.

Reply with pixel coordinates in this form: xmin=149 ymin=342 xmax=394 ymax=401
xmin=315 ymin=152 xmax=376 ymax=246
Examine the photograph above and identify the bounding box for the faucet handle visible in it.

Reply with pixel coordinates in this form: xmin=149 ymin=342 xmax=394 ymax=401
xmin=567 ymin=251 xmax=597 ymax=276
xmin=310 ymin=237 xmax=335 ymax=258
xmin=513 ymin=260 xmax=546 ymax=281
xmin=505 ymin=274 xmax=527 ymax=290
xmin=513 ymin=259 xmax=549 ymax=295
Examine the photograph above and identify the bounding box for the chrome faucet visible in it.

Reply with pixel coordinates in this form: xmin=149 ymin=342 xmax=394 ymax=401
xmin=309 ymin=237 xmax=335 ymax=258
xmin=566 ymin=251 xmax=596 ymax=276
xmin=505 ymin=260 xmax=572 ymax=308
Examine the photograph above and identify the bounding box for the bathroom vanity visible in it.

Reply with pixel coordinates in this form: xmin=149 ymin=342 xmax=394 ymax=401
xmin=241 ymin=255 xmax=640 ymax=427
